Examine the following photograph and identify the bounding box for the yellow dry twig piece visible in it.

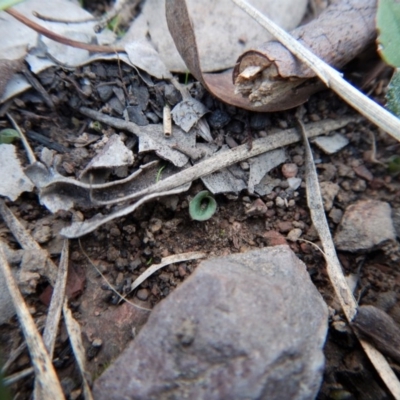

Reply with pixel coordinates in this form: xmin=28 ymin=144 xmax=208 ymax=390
xmin=0 ymin=243 xmax=65 ymax=400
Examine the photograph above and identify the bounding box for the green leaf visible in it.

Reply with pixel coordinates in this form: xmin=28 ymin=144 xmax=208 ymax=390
xmin=0 ymin=129 xmax=20 ymax=144
xmin=189 ymin=191 xmax=217 ymax=221
xmin=388 ymin=155 xmax=400 ymax=175
xmin=377 ymin=0 xmax=400 ymax=67
xmin=386 ymin=68 xmax=400 ymax=117
xmin=0 ymin=0 xmax=24 ymax=11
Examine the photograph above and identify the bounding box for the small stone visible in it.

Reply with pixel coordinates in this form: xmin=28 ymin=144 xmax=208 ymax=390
xmin=164 ymin=84 xmax=182 ymax=106
xmin=207 ymin=109 xmax=231 ymax=129
xmin=136 ymin=288 xmax=150 ymax=301
xmin=126 ymin=105 xmax=149 ymax=126
xmin=277 ymin=119 xmax=288 ymax=129
xmin=320 ymin=182 xmax=340 ymax=211
xmin=313 ymin=133 xmax=349 ymax=154
xmin=240 ymin=161 xmax=250 ymax=171
xmin=281 ymin=163 xmax=298 ymax=178
xmin=108 ymin=96 xmax=124 ymax=115
xmin=149 ymin=218 xmax=162 ymax=233
xmin=249 ymin=112 xmax=270 ymax=130
xmin=275 ymin=196 xmax=285 ymax=208
xmin=277 ymin=221 xmax=292 ymax=233
xmin=113 ymin=87 xmax=125 ymax=104
xmin=287 ymin=228 xmax=302 ymax=242
xmin=352 ymin=179 xmax=367 ymax=192
xmin=263 ymin=230 xmax=287 ymax=246
xmin=93 ymin=246 xmax=328 ymax=400
xmin=353 ymin=165 xmax=373 ymax=181
xmin=329 ymin=207 xmax=343 ymax=224
xmin=292 ymin=154 xmax=304 ymax=166
xmin=334 ymin=200 xmax=396 ymax=252
xmin=97 ymin=85 xmax=113 ymax=101
xmin=245 ymin=199 xmax=268 ymax=216
xmin=287 ymin=177 xmax=302 ymax=190
xmin=32 ymin=225 xmax=52 ymax=244
xmin=131 ymin=85 xmax=149 ymax=110
xmin=226 ymin=119 xmax=243 ymax=134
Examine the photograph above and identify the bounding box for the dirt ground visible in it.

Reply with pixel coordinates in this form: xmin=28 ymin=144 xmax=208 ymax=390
xmin=1 ymin=23 xmax=400 ymax=400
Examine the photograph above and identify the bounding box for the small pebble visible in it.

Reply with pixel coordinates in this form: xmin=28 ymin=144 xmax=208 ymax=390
xmin=126 ymin=105 xmax=149 ymax=126
xmin=287 ymin=228 xmax=302 ymax=242
xmin=109 ymin=96 xmax=124 ymax=115
xmin=292 ymin=155 xmax=304 ymax=166
xmin=353 ymin=165 xmax=373 ymax=181
xmin=282 ymin=163 xmax=298 ymax=178
xmin=137 ymin=288 xmax=150 ymax=301
xmin=164 ymin=84 xmax=182 ymax=106
xmin=240 ymin=161 xmax=249 ymax=171
xmin=97 ymin=85 xmax=113 ymax=101
xmin=207 ymin=109 xmax=231 ymax=129
xmin=226 ymin=119 xmax=243 ymax=134
xmin=277 ymin=221 xmax=292 ymax=233
xmin=329 ymin=208 xmax=343 ymax=224
xmin=277 ymin=120 xmax=288 ymax=129
xmin=149 ymin=218 xmax=163 ymax=233
xmin=275 ymin=197 xmax=285 ymax=208
xmin=249 ymin=113 xmax=270 ymax=130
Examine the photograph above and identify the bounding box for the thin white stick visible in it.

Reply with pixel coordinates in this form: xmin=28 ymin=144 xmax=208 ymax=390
xmin=231 ymin=0 xmax=400 ymax=143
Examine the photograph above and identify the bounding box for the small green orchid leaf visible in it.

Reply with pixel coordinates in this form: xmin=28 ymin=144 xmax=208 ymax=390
xmin=0 ymin=129 xmax=20 ymax=144
xmin=386 ymin=68 xmax=400 ymax=117
xmin=189 ymin=190 xmax=217 ymax=221
xmin=377 ymin=0 xmax=400 ymax=67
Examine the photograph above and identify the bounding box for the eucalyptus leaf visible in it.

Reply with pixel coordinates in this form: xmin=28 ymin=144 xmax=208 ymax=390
xmin=377 ymin=0 xmax=400 ymax=67
xmin=189 ymin=191 xmax=217 ymax=221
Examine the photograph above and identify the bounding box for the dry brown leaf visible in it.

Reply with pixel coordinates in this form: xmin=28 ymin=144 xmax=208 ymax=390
xmin=234 ymin=0 xmax=377 ymax=107
xmin=166 ymin=0 xmax=376 ymax=112
xmin=166 ymin=0 xmax=322 ymax=111
xmin=128 ymin=0 xmax=306 ymax=73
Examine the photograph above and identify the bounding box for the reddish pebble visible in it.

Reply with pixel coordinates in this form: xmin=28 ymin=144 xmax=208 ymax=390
xmin=282 ymin=163 xmax=298 ymax=178
xmin=300 ymin=243 xmax=312 ymax=254
xmin=277 ymin=221 xmax=292 ymax=233
xmin=353 ymin=165 xmax=373 ymax=181
xmin=263 ymin=231 xmax=288 ymax=246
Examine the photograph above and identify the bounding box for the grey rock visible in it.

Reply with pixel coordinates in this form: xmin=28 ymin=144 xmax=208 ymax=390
xmin=93 ymin=246 xmax=328 ymax=400
xmin=164 ymin=84 xmax=182 ymax=106
xmin=249 ymin=112 xmax=270 ymax=130
xmin=126 ymin=105 xmax=149 ymax=126
xmin=335 ymin=200 xmax=396 ymax=252
xmin=97 ymin=85 xmax=113 ymax=102
xmin=109 ymin=96 xmax=124 ymax=115
xmin=131 ymin=85 xmax=149 ymax=111
xmin=207 ymin=109 xmax=231 ymax=129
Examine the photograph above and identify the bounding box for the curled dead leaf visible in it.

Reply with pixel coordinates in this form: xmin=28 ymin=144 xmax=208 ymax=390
xmin=166 ymin=0 xmax=377 ymax=111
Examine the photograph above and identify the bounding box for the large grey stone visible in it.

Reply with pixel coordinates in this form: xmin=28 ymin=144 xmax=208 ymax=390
xmin=334 ymin=200 xmax=396 ymax=252
xmin=93 ymin=245 xmax=328 ymax=400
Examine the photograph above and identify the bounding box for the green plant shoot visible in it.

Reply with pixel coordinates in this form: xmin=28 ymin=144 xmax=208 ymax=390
xmin=0 ymin=129 xmax=20 ymax=144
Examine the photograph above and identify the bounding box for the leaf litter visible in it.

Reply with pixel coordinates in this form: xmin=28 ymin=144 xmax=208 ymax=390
xmin=1 ymin=0 xmax=400 ymax=398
